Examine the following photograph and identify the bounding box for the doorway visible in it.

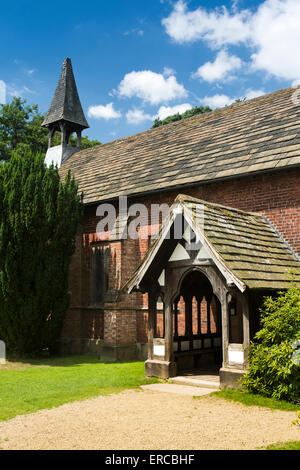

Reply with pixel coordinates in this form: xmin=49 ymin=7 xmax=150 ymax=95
xmin=172 ymin=270 xmax=222 ymax=376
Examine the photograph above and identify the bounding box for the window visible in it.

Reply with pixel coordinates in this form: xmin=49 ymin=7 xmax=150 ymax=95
xmin=154 ymin=295 xmax=165 ymax=338
xmin=173 ymin=296 xmax=186 ymax=337
xmin=91 ymin=246 xmax=110 ymax=305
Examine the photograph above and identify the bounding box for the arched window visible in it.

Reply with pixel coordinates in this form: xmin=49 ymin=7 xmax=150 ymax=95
xmin=192 ymin=296 xmax=198 ymax=335
xmin=154 ymin=295 xmax=165 ymax=338
xmin=173 ymin=295 xmax=186 ymax=337
xmin=91 ymin=245 xmax=110 ymax=305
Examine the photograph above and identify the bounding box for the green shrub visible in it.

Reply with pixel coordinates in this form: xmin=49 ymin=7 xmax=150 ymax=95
xmin=151 ymin=105 xmax=211 ymax=128
xmin=242 ymin=286 xmax=300 ymax=403
xmin=0 ymin=150 xmax=83 ymax=355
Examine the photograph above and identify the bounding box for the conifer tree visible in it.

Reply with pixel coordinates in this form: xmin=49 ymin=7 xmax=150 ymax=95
xmin=0 ymin=149 xmax=83 ymax=355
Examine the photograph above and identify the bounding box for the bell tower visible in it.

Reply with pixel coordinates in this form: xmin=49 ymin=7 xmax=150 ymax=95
xmin=42 ymin=58 xmax=89 ymax=167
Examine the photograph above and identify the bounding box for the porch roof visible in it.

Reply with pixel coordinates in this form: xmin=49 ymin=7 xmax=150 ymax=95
xmin=124 ymin=195 xmax=300 ymax=293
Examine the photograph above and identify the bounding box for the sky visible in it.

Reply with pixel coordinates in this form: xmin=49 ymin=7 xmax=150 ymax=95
xmin=1 ymin=0 xmax=300 ymax=143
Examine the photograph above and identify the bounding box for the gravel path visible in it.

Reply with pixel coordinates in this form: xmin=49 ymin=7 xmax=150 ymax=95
xmin=0 ymin=388 xmax=299 ymax=450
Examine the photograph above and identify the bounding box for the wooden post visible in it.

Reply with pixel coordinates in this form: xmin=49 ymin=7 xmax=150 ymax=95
xmin=221 ymin=291 xmax=229 ymax=368
xmin=59 ymin=122 xmax=67 ymax=145
xmin=242 ymin=293 xmax=250 ymax=367
xmin=185 ymin=295 xmax=193 ymax=350
xmin=164 ymin=292 xmax=173 ymax=363
xmin=48 ymin=128 xmax=55 ymax=148
xmin=77 ymin=130 xmax=82 ymax=148
xmin=147 ymin=291 xmax=156 ymax=361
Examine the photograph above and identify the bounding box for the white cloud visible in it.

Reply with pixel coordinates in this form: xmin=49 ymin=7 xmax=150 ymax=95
xmin=0 ymin=80 xmax=6 ymax=104
xmin=126 ymin=108 xmax=154 ymax=124
xmin=200 ymin=89 xmax=266 ymax=109
xmin=232 ymin=0 xmax=240 ymax=14
xmin=163 ymin=66 xmax=176 ymax=77
xmin=126 ymin=103 xmax=193 ymax=124
xmin=250 ymin=0 xmax=300 ymax=81
xmin=162 ymin=0 xmax=251 ymax=47
xmin=118 ymin=70 xmax=187 ymax=105
xmin=162 ymin=0 xmax=300 ymax=83
xmin=124 ymin=28 xmax=144 ymax=37
xmin=87 ymin=103 xmax=121 ymax=120
xmin=6 ymin=84 xmax=35 ymax=98
xmin=200 ymin=94 xmax=234 ymax=109
xmin=244 ymin=89 xmax=266 ymax=99
xmin=156 ymin=103 xmax=192 ymax=120
xmin=192 ymin=49 xmax=243 ymax=82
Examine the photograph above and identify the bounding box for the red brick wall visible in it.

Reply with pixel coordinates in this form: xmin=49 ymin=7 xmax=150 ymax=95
xmin=61 ymin=308 xmax=104 ymax=340
xmin=81 ymin=309 xmax=104 ymax=339
xmin=64 ymin=168 xmax=300 ymax=348
xmin=132 ymin=168 xmax=300 ymax=258
xmin=137 ymin=310 xmax=148 ymax=343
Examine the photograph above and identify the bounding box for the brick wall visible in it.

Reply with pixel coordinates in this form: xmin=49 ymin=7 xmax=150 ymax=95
xmin=132 ymin=168 xmax=300 ymax=258
xmin=61 ymin=308 xmax=104 ymax=340
xmin=63 ymin=168 xmax=300 ymax=349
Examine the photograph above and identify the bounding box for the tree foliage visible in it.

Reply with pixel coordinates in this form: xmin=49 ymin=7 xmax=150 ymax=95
xmin=242 ymin=285 xmax=300 ymax=403
xmin=0 ymin=149 xmax=83 ymax=355
xmin=0 ymin=97 xmax=100 ymax=161
xmin=0 ymin=97 xmax=48 ymax=161
xmin=151 ymin=105 xmax=212 ymax=128
xmin=68 ymin=134 xmax=101 ymax=150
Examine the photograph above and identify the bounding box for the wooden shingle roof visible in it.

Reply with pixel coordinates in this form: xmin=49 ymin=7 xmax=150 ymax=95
xmin=59 ymin=86 xmax=300 ymax=204
xmin=125 ymin=195 xmax=300 ymax=292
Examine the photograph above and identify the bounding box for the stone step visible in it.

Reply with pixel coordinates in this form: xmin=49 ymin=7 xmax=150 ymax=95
xmin=141 ymin=384 xmax=216 ymax=396
xmin=170 ymin=376 xmax=220 ymax=390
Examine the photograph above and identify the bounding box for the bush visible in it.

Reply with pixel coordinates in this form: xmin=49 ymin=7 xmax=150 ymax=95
xmin=242 ymin=286 xmax=300 ymax=403
xmin=0 ymin=150 xmax=83 ymax=355
xmin=151 ymin=105 xmax=212 ymax=128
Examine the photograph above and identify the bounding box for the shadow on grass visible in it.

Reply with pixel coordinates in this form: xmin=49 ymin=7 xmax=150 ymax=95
xmin=5 ymin=354 xmax=143 ymax=368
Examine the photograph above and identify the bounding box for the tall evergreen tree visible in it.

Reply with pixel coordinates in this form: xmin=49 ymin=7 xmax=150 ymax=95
xmin=0 ymin=149 xmax=83 ymax=355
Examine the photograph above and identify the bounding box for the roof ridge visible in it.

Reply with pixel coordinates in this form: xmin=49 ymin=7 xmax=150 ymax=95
xmin=261 ymin=214 xmax=300 ymax=263
xmin=59 ymin=84 xmax=300 ymax=205
xmin=62 ymin=85 xmax=295 ymax=162
xmin=175 ymin=194 xmax=264 ymax=219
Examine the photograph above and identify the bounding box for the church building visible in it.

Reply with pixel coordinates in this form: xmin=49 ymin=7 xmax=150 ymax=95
xmin=43 ymin=58 xmax=300 ymax=388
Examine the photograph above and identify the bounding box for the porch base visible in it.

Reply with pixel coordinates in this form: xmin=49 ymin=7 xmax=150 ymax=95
xmin=219 ymin=367 xmax=246 ymax=389
xmin=145 ymin=359 xmax=177 ymax=379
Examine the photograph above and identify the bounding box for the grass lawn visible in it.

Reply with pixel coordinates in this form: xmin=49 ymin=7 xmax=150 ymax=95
xmin=0 ymin=356 xmax=158 ymax=422
xmin=210 ymin=389 xmax=300 ymax=411
xmin=265 ymin=441 xmax=300 ymax=450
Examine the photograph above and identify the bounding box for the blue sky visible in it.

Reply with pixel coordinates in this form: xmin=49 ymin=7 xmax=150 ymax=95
xmin=1 ymin=0 xmax=300 ymax=143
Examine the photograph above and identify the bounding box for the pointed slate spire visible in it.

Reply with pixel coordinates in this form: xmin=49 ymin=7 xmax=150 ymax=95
xmin=42 ymin=58 xmax=89 ymax=131
xmin=43 ymin=58 xmax=89 ymax=167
